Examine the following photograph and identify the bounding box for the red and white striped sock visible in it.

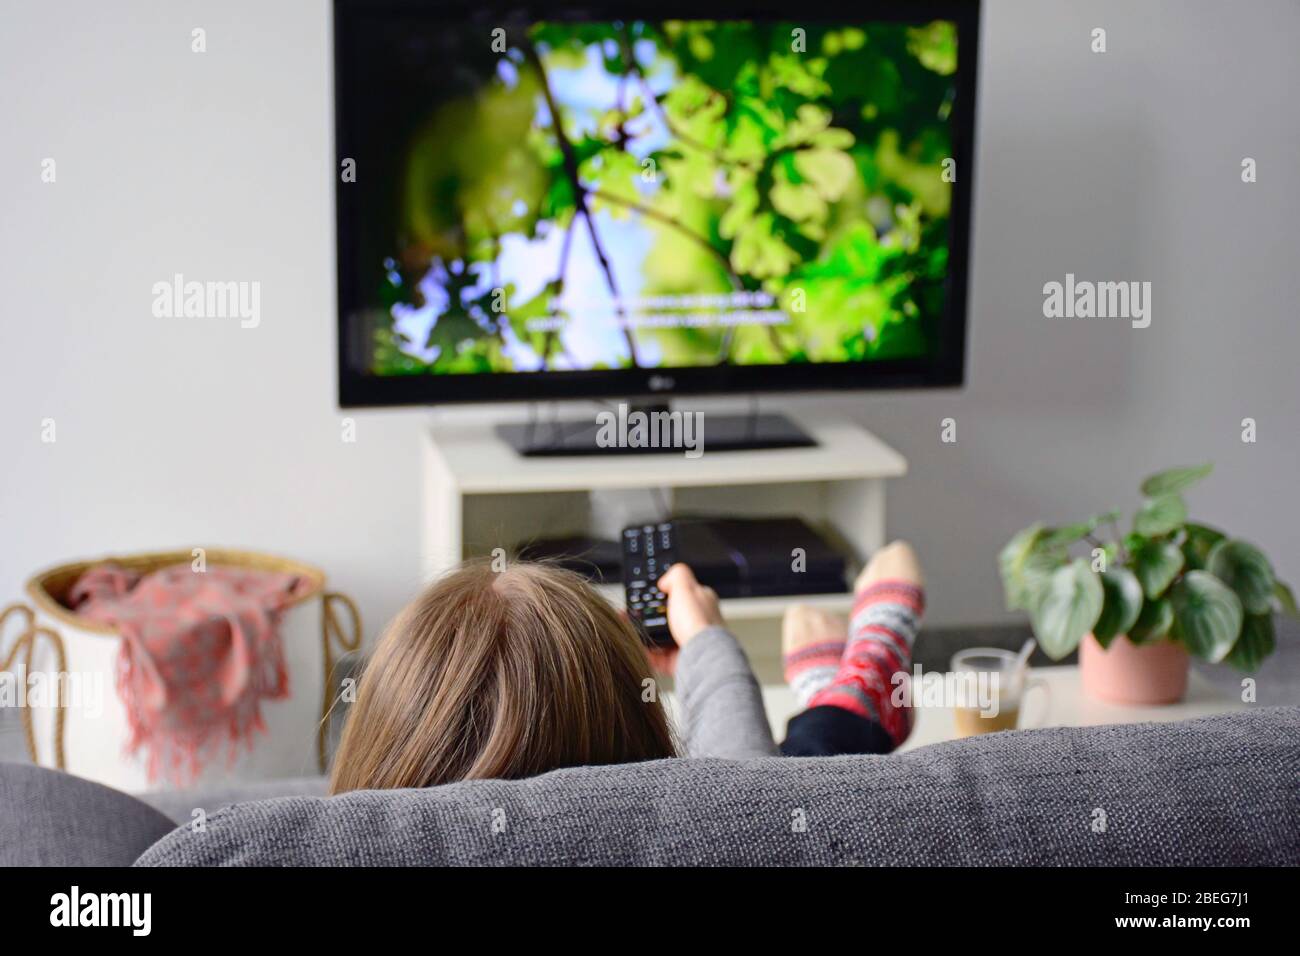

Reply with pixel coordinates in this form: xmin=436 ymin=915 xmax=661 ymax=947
xmin=783 ymin=637 xmax=847 ymax=710
xmin=807 ymin=580 xmax=924 ymax=749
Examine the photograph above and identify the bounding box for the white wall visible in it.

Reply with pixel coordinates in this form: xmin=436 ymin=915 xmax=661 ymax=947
xmin=1 ymin=0 xmax=1297 ymax=634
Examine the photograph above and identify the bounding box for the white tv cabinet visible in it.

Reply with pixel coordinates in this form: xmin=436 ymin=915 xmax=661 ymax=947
xmin=421 ymin=411 xmax=907 ymax=632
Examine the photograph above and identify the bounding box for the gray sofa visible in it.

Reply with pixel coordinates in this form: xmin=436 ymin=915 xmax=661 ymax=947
xmin=3 ymin=708 xmax=1297 ymax=866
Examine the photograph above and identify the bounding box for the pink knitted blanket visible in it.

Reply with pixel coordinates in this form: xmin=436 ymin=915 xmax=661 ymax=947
xmin=70 ymin=562 xmax=312 ymax=784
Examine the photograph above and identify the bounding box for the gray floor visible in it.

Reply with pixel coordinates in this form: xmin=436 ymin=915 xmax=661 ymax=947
xmin=3 ymin=619 xmax=1297 ymax=766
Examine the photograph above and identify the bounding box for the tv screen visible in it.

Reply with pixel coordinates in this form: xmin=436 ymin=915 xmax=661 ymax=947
xmin=335 ymin=1 xmax=979 ymax=406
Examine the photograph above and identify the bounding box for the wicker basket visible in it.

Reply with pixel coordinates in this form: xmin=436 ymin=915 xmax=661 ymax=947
xmin=1 ymin=548 xmax=360 ymax=792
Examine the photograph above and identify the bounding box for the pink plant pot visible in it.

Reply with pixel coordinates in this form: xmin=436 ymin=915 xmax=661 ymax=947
xmin=1079 ymin=633 xmax=1190 ymax=705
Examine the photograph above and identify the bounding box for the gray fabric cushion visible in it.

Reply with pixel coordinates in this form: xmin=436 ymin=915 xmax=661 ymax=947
xmin=0 ymin=762 xmax=176 ymax=866
xmin=136 ymin=707 xmax=1300 ymax=866
xmin=137 ymin=776 xmax=328 ymax=824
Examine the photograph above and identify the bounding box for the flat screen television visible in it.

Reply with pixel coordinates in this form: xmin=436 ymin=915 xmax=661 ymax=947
xmin=334 ymin=0 xmax=980 ymax=413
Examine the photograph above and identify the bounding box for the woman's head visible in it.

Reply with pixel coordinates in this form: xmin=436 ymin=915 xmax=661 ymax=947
xmin=330 ymin=560 xmax=676 ymax=793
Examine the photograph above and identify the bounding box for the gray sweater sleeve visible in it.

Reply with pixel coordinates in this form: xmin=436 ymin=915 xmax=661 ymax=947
xmin=673 ymin=626 xmax=779 ymax=759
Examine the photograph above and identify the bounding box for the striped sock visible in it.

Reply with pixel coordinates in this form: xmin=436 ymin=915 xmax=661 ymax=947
xmin=807 ymin=580 xmax=925 ymax=749
xmin=783 ymin=638 xmax=847 ymax=710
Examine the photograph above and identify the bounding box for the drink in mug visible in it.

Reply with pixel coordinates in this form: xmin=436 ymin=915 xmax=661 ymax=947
xmin=949 ymin=647 xmax=1049 ymax=737
xmin=952 ymin=699 xmax=1020 ymax=736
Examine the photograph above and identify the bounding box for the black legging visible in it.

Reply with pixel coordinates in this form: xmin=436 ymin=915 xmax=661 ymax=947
xmin=780 ymin=705 xmax=896 ymax=757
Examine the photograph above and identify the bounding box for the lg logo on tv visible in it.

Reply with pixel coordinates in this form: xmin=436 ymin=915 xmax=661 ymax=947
xmin=648 ymin=375 xmax=676 ymax=392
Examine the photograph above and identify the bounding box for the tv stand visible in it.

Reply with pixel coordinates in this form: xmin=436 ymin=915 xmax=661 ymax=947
xmin=494 ymin=404 xmax=815 ymax=457
xmin=422 ymin=411 xmax=906 ymax=602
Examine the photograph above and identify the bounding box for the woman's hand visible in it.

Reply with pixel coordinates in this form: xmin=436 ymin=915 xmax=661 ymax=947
xmin=657 ymin=563 xmax=724 ymax=650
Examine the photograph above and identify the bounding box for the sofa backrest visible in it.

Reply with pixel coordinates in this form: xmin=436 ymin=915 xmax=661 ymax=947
xmin=135 ymin=707 xmax=1300 ymax=866
xmin=137 ymin=775 xmax=329 ymax=824
xmin=0 ymin=762 xmax=176 ymax=866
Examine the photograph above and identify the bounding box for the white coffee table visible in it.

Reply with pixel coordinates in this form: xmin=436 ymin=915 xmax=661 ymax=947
xmin=756 ymin=665 xmax=1251 ymax=752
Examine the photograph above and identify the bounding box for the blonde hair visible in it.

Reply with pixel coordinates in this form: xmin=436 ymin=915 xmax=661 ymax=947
xmin=330 ymin=560 xmax=676 ymax=793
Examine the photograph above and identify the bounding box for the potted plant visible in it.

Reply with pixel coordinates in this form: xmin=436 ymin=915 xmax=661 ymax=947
xmin=998 ymin=464 xmax=1296 ymax=704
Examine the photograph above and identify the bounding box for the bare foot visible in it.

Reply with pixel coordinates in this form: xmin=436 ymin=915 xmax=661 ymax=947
xmin=853 ymin=541 xmax=924 ymax=594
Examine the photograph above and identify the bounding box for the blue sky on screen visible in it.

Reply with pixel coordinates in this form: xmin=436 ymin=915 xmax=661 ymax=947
xmin=392 ymin=34 xmax=677 ymax=371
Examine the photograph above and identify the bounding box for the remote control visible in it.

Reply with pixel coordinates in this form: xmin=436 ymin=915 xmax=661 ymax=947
xmin=621 ymin=521 xmax=678 ymax=647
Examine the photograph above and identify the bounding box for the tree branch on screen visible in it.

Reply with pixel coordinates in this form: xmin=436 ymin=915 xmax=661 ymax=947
xmin=524 ymin=40 xmax=641 ymax=368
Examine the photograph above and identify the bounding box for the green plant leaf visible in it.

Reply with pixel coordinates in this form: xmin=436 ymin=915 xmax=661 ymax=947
xmin=1275 ymin=580 xmax=1299 ymax=618
xmin=1132 ymin=538 xmax=1185 ymax=599
xmin=1096 ymin=542 xmax=1120 ymax=572
xmin=1093 ymin=568 xmax=1144 ymax=646
xmin=1140 ymin=463 xmax=1213 ymax=498
xmin=1123 ymin=531 xmax=1147 ymax=555
xmin=1041 ymin=510 xmax=1123 ymax=548
xmin=1129 ymin=596 xmax=1174 ymax=644
xmin=1170 ymin=570 xmax=1244 ymax=663
xmin=1041 ymin=522 xmax=1093 ymax=548
xmin=998 ymin=525 xmax=1065 ymax=612
xmin=998 ymin=524 xmax=1040 ymax=611
xmin=1206 ymin=539 xmax=1275 ymax=615
xmin=1224 ymin=613 xmax=1275 ymax=672
xmin=1181 ymin=522 xmax=1226 ymax=571
xmin=1133 ymin=494 xmax=1187 ymax=536
xmin=1030 ymin=559 xmax=1103 ymax=660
